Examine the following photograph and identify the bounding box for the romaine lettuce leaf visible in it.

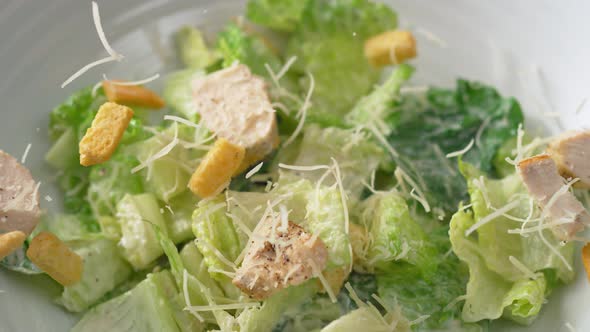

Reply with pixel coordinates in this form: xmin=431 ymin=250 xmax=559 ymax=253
xmin=321 ymin=306 xmax=410 ymax=332
xmin=346 ymin=64 xmax=414 ymax=132
xmin=217 ymin=23 xmax=281 ymax=78
xmin=116 ymin=193 xmax=169 ymax=270
xmin=163 ymin=69 xmax=205 ymax=120
xmin=58 ymin=238 xmax=132 ymax=312
xmin=87 ymin=152 xmax=144 ymax=218
xmin=286 ymin=0 xmax=398 ymax=124
xmin=175 ymin=26 xmax=217 ymax=69
xmin=385 ymin=80 xmax=524 ymax=214
xmin=246 ymin=0 xmax=307 ymax=32
xmin=448 ymin=162 xmax=574 ymax=324
xmin=355 ymin=192 xmax=437 ymax=275
xmin=288 ymin=124 xmax=385 ymax=199
xmin=71 ymin=271 xmax=183 ymax=332
xmin=237 ymin=282 xmax=319 ymax=332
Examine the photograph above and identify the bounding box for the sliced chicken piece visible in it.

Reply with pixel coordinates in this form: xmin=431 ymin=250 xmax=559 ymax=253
xmin=0 ymin=150 xmax=41 ymax=236
xmin=547 ymin=131 xmax=590 ymax=188
xmin=192 ymin=64 xmax=279 ymax=173
xmin=233 ymin=218 xmax=328 ymax=299
xmin=517 ymin=154 xmax=589 ymax=240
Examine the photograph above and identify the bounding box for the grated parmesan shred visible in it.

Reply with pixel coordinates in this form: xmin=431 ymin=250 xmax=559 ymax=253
xmin=446 ymin=139 xmax=474 ymax=158
xmin=245 ymin=162 xmax=264 ymax=179
xmin=283 ymin=72 xmax=315 ymax=147
xmin=61 ymin=2 xmax=124 ymax=88
xmin=21 ymin=143 xmax=31 ymax=164
xmin=309 ymin=258 xmax=337 ymax=303
xmin=182 ymin=270 xmax=205 ymax=322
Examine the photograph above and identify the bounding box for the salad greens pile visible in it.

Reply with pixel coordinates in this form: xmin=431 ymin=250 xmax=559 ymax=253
xmin=3 ymin=0 xmax=580 ymax=331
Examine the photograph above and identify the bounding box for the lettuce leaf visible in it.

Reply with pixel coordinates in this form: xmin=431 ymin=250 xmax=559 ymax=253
xmin=355 ymin=192 xmax=437 ymax=275
xmin=246 ymin=0 xmax=307 ymax=32
xmin=448 ymin=162 xmax=574 ymax=324
xmin=286 ymin=0 xmax=397 ymax=125
xmin=385 ymin=80 xmax=524 ymax=214
xmin=175 ymin=26 xmax=217 ymax=69
xmin=217 ymin=23 xmax=281 ymax=78
xmin=287 ymin=124 xmax=385 ymax=199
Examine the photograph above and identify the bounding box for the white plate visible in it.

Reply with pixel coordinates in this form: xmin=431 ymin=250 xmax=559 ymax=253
xmin=0 ymin=1 xmax=588 ymax=331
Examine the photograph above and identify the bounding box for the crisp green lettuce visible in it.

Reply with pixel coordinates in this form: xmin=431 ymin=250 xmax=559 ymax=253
xmin=116 ymin=193 xmax=169 ymax=270
xmin=87 ymin=152 xmax=144 ymax=218
xmin=49 ymin=87 xmax=104 ymax=141
xmin=71 ymin=271 xmax=183 ymax=332
xmin=286 ymin=0 xmax=398 ymax=124
xmin=175 ymin=26 xmax=217 ymax=69
xmin=237 ymin=282 xmax=319 ymax=332
xmin=385 ymin=80 xmax=524 ymax=214
xmin=346 ymin=64 xmax=414 ymax=131
xmin=58 ymin=238 xmax=132 ymax=312
xmin=163 ymin=69 xmax=205 ymax=120
xmin=448 ymin=163 xmax=574 ymax=324
xmin=321 ymin=306 xmax=410 ymax=332
xmin=355 ymin=192 xmax=437 ymax=275
xmin=287 ymin=124 xmax=385 ymax=199
xmin=217 ymin=23 xmax=281 ymax=78
xmin=246 ymin=0 xmax=307 ymax=31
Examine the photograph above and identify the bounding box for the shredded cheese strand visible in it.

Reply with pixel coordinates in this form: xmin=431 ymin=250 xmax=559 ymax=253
xmin=464 ymin=200 xmax=520 ymax=236
xmin=92 ymin=1 xmax=123 ymax=60
xmin=508 ymin=256 xmax=538 ymax=280
xmin=103 ymin=73 xmax=160 ymax=86
xmin=21 ymin=143 xmax=31 ymax=164
xmin=186 ymin=303 xmax=259 ymax=312
xmin=61 ymin=56 xmax=117 ymax=88
xmin=182 ymin=270 xmax=205 ymax=322
xmin=245 ymin=162 xmax=264 ymax=179
xmin=446 ymin=139 xmax=475 ymax=158
xmin=131 ymin=124 xmax=179 ymax=173
xmin=283 ymin=72 xmax=314 ymax=147
xmin=309 ymin=259 xmax=337 ymax=303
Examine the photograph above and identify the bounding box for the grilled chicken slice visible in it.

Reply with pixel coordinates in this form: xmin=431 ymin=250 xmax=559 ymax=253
xmin=517 ymin=154 xmax=589 ymax=240
xmin=192 ymin=64 xmax=279 ymax=173
xmin=233 ymin=218 xmax=328 ymax=299
xmin=548 ymin=130 xmax=590 ymax=188
xmin=0 ymin=150 xmax=41 ymax=236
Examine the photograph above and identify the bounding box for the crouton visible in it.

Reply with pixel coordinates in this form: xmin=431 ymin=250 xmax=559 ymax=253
xmin=27 ymin=232 xmax=83 ymax=286
xmin=364 ymin=30 xmax=417 ymax=67
xmin=79 ymin=102 xmax=134 ymax=166
xmin=188 ymin=138 xmax=245 ymax=198
xmin=0 ymin=231 xmax=26 ymax=260
xmin=102 ymin=81 xmax=165 ymax=109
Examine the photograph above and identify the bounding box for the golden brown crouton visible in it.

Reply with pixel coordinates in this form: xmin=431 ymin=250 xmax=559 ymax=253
xmin=188 ymin=138 xmax=245 ymax=198
xmin=79 ymin=102 xmax=134 ymax=166
xmin=27 ymin=232 xmax=83 ymax=286
xmin=102 ymin=81 xmax=165 ymax=109
xmin=0 ymin=231 xmax=26 ymax=260
xmin=364 ymin=30 xmax=417 ymax=67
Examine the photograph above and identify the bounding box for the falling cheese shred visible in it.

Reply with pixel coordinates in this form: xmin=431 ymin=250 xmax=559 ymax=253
xmin=21 ymin=143 xmax=31 ymax=164
xmin=131 ymin=123 xmax=179 ymax=174
xmin=182 ymin=270 xmax=205 ymax=322
xmin=61 ymin=2 xmax=124 ymax=88
xmin=464 ymin=200 xmax=520 ymax=236
xmin=445 ymin=139 xmax=474 ymax=158
xmin=245 ymin=162 xmax=264 ymax=179
xmin=283 ymin=72 xmax=315 ymax=147
xmin=185 ymin=302 xmax=260 ymax=312
xmin=308 ymin=258 xmax=337 ymax=303
xmin=103 ymin=73 xmax=160 ymax=86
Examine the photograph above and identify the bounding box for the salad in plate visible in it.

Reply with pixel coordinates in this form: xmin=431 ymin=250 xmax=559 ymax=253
xmin=1 ymin=0 xmax=590 ymax=331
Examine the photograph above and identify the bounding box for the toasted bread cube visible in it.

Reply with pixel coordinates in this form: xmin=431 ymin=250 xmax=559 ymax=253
xmin=364 ymin=30 xmax=417 ymax=67
xmin=102 ymin=81 xmax=165 ymax=109
xmin=583 ymin=243 xmax=590 ymax=281
xmin=27 ymin=232 xmax=83 ymax=286
xmin=79 ymin=102 xmax=134 ymax=166
xmin=0 ymin=231 xmax=26 ymax=260
xmin=188 ymin=138 xmax=245 ymax=198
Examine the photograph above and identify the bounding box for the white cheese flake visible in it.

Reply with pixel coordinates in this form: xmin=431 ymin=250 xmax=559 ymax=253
xmin=283 ymin=72 xmax=315 ymax=147
xmin=21 ymin=143 xmax=31 ymax=164
xmin=245 ymin=162 xmax=264 ymax=179
xmin=464 ymin=200 xmax=520 ymax=236
xmin=446 ymin=139 xmax=474 ymax=158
